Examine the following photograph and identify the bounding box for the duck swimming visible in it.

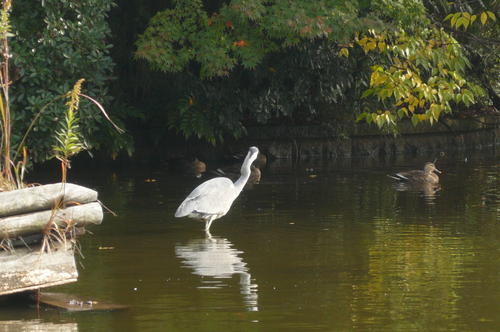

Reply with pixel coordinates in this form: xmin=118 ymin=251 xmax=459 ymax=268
xmin=388 ymin=162 xmax=441 ymax=184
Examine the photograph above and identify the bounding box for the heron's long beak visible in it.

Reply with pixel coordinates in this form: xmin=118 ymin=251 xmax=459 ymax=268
xmin=435 ymin=168 xmax=442 ymax=173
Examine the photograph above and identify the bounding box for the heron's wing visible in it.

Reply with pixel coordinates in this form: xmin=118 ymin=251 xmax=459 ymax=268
xmin=175 ymin=177 xmax=236 ymax=217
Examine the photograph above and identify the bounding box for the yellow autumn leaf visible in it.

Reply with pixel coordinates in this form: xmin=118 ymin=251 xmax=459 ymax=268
xmin=480 ymin=12 xmax=488 ymax=25
xmin=366 ymin=41 xmax=377 ymax=52
xmin=339 ymin=48 xmax=349 ymax=57
xmin=450 ymin=12 xmax=460 ymax=27
xmin=377 ymin=41 xmax=386 ymax=51
xmin=357 ymin=36 xmax=368 ymax=47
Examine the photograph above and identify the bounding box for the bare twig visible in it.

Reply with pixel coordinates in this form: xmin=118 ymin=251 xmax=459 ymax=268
xmin=79 ymin=93 xmax=125 ymax=134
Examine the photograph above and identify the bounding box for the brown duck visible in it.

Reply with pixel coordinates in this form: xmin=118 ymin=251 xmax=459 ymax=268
xmin=190 ymin=158 xmax=206 ymax=178
xmin=249 ymin=165 xmax=261 ymax=184
xmin=388 ymin=162 xmax=441 ymax=184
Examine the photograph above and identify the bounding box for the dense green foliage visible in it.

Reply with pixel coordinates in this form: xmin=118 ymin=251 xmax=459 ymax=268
xmin=136 ymin=0 xmax=360 ymax=78
xmin=135 ymin=0 xmax=497 ymax=143
xmin=425 ymin=0 xmax=499 ymax=110
xmin=133 ymin=0 xmax=367 ymax=143
xmin=163 ymin=40 xmax=368 ymax=144
xmin=10 ymin=0 xmax=129 ymax=162
xmin=5 ymin=0 xmax=497 ymax=160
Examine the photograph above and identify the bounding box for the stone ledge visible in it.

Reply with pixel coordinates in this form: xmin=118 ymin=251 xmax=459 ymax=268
xmin=242 ymin=116 xmax=499 ymax=159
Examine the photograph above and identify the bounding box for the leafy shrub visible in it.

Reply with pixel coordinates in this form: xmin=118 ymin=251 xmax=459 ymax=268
xmin=10 ymin=0 xmax=128 ymax=162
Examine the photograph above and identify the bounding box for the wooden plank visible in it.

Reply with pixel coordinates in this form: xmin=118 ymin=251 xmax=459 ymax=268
xmin=0 ymin=243 xmax=78 ymax=296
xmin=0 ymin=183 xmax=98 ymax=218
xmin=39 ymin=292 xmax=128 ymax=312
xmin=0 ymin=202 xmax=103 ymax=239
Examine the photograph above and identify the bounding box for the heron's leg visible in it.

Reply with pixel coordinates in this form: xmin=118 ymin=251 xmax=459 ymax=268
xmin=205 ymin=216 xmax=215 ymax=232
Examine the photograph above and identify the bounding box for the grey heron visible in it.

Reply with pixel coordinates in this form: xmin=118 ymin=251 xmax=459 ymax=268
xmin=388 ymin=162 xmax=441 ymax=184
xmin=175 ymin=146 xmax=259 ymax=232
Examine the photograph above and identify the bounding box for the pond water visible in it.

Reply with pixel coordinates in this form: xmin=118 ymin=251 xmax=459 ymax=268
xmin=1 ymin=149 xmax=499 ymax=331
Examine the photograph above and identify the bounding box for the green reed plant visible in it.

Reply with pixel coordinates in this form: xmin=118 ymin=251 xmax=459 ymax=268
xmin=52 ymin=79 xmax=86 ymax=183
xmin=46 ymin=78 xmax=123 ymax=251
xmin=0 ymin=0 xmax=13 ymax=189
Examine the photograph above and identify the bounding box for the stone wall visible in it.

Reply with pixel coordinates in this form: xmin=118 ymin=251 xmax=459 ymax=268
xmin=241 ymin=116 xmax=499 ymax=160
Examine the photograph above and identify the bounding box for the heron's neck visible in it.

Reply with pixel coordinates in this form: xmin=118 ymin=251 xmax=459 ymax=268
xmin=234 ymin=157 xmax=253 ymax=191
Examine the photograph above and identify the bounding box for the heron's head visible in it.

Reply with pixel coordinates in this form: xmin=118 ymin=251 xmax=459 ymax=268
xmin=424 ymin=162 xmax=441 ymax=174
xmin=246 ymin=146 xmax=260 ymax=164
xmin=249 ymin=146 xmax=259 ymax=154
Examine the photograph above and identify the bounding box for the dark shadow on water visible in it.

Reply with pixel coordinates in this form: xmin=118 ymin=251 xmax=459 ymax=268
xmin=0 ymin=294 xmax=79 ymax=331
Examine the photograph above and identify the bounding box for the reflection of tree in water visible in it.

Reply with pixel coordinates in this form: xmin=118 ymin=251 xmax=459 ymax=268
xmin=175 ymin=236 xmax=258 ymax=311
xmin=349 ymin=218 xmax=474 ymax=330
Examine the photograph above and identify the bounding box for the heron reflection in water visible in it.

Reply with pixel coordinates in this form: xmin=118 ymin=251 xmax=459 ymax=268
xmin=175 ymin=235 xmax=258 ymax=311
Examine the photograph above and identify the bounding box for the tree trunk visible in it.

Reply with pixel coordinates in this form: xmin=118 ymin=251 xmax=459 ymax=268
xmin=0 ymin=183 xmax=98 ymax=218
xmin=0 ymin=202 xmax=103 ymax=239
